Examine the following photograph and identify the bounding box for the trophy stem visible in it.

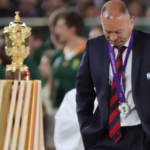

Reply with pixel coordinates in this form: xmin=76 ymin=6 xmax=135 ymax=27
xmin=12 ymin=56 xmax=23 ymax=65
xmin=5 ymin=70 xmax=30 ymax=80
xmin=5 ymin=56 xmax=30 ymax=80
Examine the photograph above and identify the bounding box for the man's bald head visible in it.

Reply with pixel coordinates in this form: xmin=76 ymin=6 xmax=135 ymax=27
xmin=101 ymin=0 xmax=130 ymax=20
xmin=101 ymin=0 xmax=134 ymax=47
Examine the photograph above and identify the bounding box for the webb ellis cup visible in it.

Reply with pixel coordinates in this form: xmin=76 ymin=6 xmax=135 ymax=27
xmin=0 ymin=11 xmax=44 ymax=150
xmin=4 ymin=12 xmax=31 ymax=80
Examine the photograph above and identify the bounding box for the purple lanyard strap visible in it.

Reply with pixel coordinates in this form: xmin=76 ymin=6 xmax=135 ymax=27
xmin=109 ymin=32 xmax=134 ymax=103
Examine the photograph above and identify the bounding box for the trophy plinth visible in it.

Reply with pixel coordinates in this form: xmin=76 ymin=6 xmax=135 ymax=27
xmin=4 ymin=12 xmax=31 ymax=80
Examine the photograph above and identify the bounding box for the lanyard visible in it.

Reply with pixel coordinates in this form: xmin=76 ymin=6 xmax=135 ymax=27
xmin=109 ymin=32 xmax=134 ymax=103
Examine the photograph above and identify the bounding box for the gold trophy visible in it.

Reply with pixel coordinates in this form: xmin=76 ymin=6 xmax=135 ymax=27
xmin=4 ymin=11 xmax=31 ymax=80
xmin=0 ymin=12 xmax=44 ymax=150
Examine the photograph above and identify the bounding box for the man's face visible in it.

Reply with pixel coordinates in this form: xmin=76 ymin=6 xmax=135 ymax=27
xmin=55 ymin=18 xmax=73 ymax=44
xmin=101 ymin=14 xmax=134 ymax=47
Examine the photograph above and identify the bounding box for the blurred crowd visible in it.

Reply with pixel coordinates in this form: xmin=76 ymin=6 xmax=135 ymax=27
xmin=0 ymin=0 xmax=150 ymax=150
xmin=1 ymin=0 xmax=150 ymax=18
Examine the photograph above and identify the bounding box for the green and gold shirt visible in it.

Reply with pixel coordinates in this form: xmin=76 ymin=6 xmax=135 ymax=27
xmin=52 ymin=43 xmax=85 ymax=108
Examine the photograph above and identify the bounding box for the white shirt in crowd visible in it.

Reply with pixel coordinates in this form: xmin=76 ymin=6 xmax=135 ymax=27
xmin=54 ymin=89 xmax=98 ymax=150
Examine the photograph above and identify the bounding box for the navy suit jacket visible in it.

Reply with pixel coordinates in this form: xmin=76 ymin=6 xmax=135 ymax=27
xmin=76 ymin=29 xmax=150 ymax=150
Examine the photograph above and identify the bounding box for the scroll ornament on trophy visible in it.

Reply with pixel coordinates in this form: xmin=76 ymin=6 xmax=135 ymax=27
xmin=0 ymin=12 xmax=45 ymax=150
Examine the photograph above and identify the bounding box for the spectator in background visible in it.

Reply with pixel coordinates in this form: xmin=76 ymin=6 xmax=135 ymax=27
xmin=0 ymin=65 xmax=5 ymax=79
xmin=145 ymin=0 xmax=150 ymax=6
xmin=0 ymin=39 xmax=5 ymax=79
xmin=72 ymin=0 xmax=93 ymax=12
xmin=39 ymin=51 xmax=55 ymax=150
xmin=0 ymin=0 xmax=16 ymax=17
xmin=94 ymin=0 xmax=105 ymax=9
xmin=24 ymin=57 xmax=42 ymax=80
xmin=41 ymin=0 xmax=68 ymax=17
xmin=51 ymin=11 xmax=86 ymax=108
xmin=0 ymin=32 xmax=9 ymax=79
xmin=128 ymin=0 xmax=145 ymax=17
xmin=32 ymin=8 xmax=65 ymax=66
xmin=145 ymin=7 xmax=150 ymax=18
xmin=18 ymin=0 xmax=42 ymax=17
xmin=29 ymin=28 xmax=45 ymax=57
xmin=81 ymin=1 xmax=98 ymax=18
xmin=119 ymin=0 xmax=130 ymax=5
xmin=89 ymin=25 xmax=103 ymax=39
xmin=0 ymin=33 xmax=9 ymax=65
xmin=39 ymin=51 xmax=54 ymax=115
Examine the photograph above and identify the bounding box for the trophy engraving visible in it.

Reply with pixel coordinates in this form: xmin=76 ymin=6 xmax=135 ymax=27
xmin=4 ymin=12 xmax=31 ymax=80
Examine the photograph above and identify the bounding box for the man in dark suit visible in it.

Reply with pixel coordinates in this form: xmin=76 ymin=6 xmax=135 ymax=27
xmin=76 ymin=1 xmax=150 ymax=150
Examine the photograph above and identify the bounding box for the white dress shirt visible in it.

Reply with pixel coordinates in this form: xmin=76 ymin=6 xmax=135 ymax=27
xmin=109 ymin=38 xmax=141 ymax=126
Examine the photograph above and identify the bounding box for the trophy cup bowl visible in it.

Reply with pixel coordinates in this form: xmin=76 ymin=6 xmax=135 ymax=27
xmin=4 ymin=11 xmax=31 ymax=80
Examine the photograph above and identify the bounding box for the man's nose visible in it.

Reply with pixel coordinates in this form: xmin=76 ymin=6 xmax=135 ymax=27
xmin=109 ymin=33 xmax=117 ymax=41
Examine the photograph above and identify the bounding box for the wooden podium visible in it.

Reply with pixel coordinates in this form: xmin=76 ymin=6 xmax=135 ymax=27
xmin=0 ymin=80 xmax=44 ymax=150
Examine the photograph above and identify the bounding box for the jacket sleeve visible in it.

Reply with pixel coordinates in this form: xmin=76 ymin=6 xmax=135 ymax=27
xmin=76 ymin=40 xmax=96 ymax=133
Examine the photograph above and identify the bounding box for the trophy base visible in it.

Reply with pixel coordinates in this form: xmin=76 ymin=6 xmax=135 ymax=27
xmin=5 ymin=70 xmax=30 ymax=80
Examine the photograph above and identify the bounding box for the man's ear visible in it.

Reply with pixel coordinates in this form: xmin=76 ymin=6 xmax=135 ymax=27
xmin=130 ymin=16 xmax=135 ymax=28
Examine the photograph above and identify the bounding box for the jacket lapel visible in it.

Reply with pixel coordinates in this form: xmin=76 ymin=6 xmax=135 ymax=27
xmin=98 ymin=37 xmax=110 ymax=127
